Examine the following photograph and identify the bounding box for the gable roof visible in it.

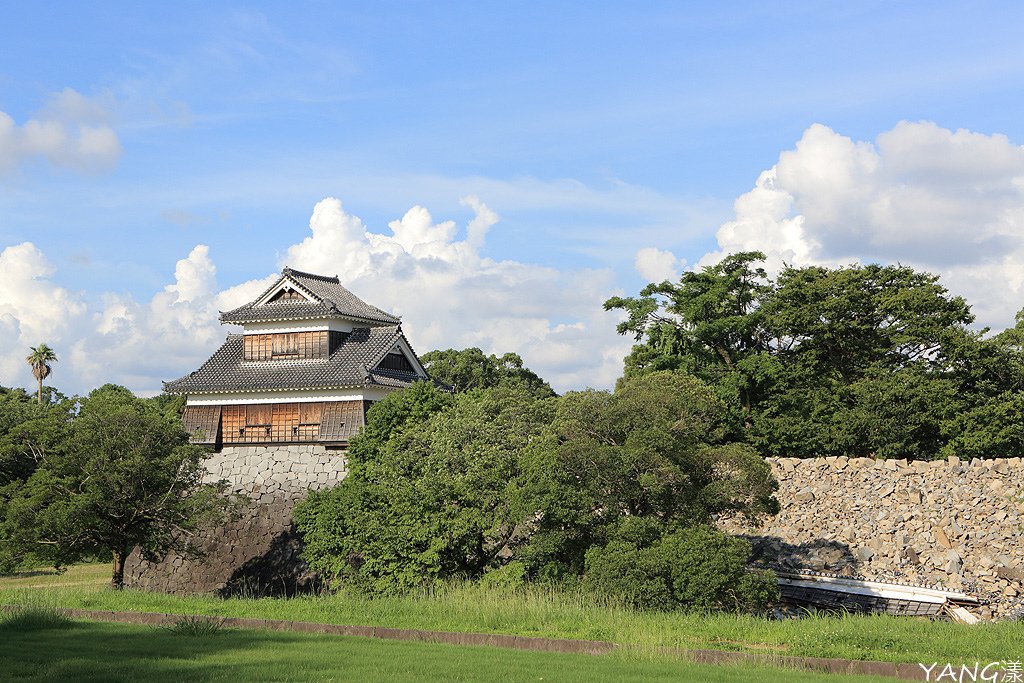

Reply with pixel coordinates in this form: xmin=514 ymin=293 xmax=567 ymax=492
xmin=219 ymin=267 xmax=400 ymax=326
xmin=164 ymin=325 xmax=424 ymax=395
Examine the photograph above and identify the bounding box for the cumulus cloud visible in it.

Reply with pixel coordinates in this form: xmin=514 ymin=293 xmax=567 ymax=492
xmin=699 ymin=121 xmax=1024 ymax=330
xmin=67 ymin=245 xmax=225 ymax=392
xmin=0 ymin=243 xmax=86 ymax=385
xmin=1 ymin=199 xmax=631 ymax=395
xmin=0 ymin=88 xmax=122 ymax=175
xmin=634 ymin=246 xmax=685 ymax=283
xmin=283 ymin=197 xmax=629 ymax=391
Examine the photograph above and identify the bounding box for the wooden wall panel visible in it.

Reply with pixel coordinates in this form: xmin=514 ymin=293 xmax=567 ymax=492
xmin=222 ymin=405 xmax=246 ymax=443
xmin=299 ymin=402 xmax=323 ymax=424
xmin=243 ymin=331 xmax=330 ymax=361
xmin=270 ymin=403 xmax=299 ymax=442
xmin=182 ymin=405 xmax=222 ymax=444
xmin=320 ymin=401 xmax=365 ymax=442
xmin=218 ymin=400 xmax=360 ymax=444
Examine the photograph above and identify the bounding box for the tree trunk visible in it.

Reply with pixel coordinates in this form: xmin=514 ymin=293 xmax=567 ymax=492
xmin=111 ymin=549 xmax=127 ymax=589
xmin=37 ymin=376 xmax=42 ymax=405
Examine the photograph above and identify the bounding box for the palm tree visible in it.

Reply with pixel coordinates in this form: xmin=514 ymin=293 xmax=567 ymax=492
xmin=26 ymin=344 xmax=58 ymax=404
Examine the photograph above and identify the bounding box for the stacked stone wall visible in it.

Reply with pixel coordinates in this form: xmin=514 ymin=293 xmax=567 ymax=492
xmin=720 ymin=456 xmax=1024 ymax=620
xmin=127 ymin=446 xmax=1024 ymax=621
xmin=124 ymin=444 xmax=347 ymax=595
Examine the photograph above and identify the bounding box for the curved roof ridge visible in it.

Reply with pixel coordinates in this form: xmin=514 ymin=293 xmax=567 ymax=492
xmin=282 ymin=266 xmax=339 ymax=283
xmin=218 ymin=267 xmax=400 ymax=325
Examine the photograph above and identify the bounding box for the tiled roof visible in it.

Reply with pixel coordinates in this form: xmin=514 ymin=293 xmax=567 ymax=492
xmin=219 ymin=267 xmax=400 ymax=325
xmin=164 ymin=325 xmax=421 ymax=394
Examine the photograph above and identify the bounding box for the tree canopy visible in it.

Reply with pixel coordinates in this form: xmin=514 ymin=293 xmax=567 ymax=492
xmin=420 ymin=347 xmax=555 ymax=397
xmin=295 ymin=371 xmax=777 ymax=609
xmin=606 ymin=252 xmax=1024 ymax=459
xmin=1 ymin=384 xmax=232 ymax=586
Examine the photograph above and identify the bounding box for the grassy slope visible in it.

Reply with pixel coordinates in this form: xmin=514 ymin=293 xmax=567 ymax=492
xmin=2 ymin=564 xmax=1019 ymax=665
xmin=0 ymin=620 xmax=897 ymax=683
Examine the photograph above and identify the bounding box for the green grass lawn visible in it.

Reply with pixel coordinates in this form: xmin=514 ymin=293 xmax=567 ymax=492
xmin=0 ymin=618 xmax=899 ymax=683
xmin=2 ymin=563 xmax=1019 ymax=668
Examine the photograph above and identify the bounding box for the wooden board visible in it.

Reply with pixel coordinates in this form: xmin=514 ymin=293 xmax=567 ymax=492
xmin=243 ymin=331 xmax=330 ymax=361
xmin=181 ymin=405 xmax=221 ymax=444
xmin=320 ymin=401 xmax=365 ymax=442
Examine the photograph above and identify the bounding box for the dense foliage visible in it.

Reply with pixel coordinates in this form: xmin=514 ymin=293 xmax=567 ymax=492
xmin=517 ymin=371 xmax=777 ymax=581
xmin=419 ymin=347 xmax=555 ymax=397
xmin=295 ymin=371 xmax=778 ymax=608
xmin=295 ymin=382 xmax=547 ymax=593
xmin=583 ymin=525 xmax=777 ymax=611
xmin=606 ymin=252 xmax=1024 ymax=459
xmin=0 ymin=385 xmax=231 ymax=586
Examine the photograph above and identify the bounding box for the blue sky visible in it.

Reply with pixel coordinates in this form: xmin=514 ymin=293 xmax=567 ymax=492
xmin=4 ymin=2 xmax=1024 ymax=394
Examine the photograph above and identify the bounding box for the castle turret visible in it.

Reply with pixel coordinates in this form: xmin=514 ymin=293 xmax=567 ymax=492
xmin=167 ymin=267 xmax=431 ymax=448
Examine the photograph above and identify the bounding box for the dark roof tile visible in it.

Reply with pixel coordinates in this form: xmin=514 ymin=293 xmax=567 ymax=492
xmin=219 ymin=267 xmax=400 ymax=325
xmin=165 ymin=325 xmax=422 ymax=394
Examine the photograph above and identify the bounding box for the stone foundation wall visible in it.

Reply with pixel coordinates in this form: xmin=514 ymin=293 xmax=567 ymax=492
xmin=127 ymin=444 xmax=1024 ymax=620
xmin=124 ymin=444 xmax=347 ymax=595
xmin=719 ymin=456 xmax=1024 ymax=620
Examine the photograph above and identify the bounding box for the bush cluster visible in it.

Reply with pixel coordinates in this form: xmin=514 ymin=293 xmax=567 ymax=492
xmin=295 ymin=370 xmax=780 ymax=612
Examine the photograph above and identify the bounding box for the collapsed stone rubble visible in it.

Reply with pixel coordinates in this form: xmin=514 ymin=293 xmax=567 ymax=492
xmin=719 ymin=456 xmax=1024 ymax=621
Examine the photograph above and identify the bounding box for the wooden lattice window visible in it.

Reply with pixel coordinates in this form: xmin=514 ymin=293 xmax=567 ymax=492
xmin=219 ymin=401 xmax=360 ymax=444
xmin=244 ymin=331 xmax=329 ymax=361
xmin=272 ymin=333 xmax=300 ymax=358
xmin=219 ymin=403 xmax=329 ymax=444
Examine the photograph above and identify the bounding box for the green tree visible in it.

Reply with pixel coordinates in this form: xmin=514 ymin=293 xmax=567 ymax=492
xmin=296 ymin=382 xmax=550 ymax=593
xmin=518 ymin=371 xmax=778 ymax=578
xmin=583 ymin=526 xmax=778 ymax=612
xmin=25 ymin=344 xmax=58 ymax=404
xmin=934 ymin=310 xmax=1024 ymax=459
xmin=608 ymin=252 xmax=1019 ymax=460
xmin=605 ymin=252 xmax=773 ymax=433
xmin=764 ymin=263 xmax=973 ymax=382
xmin=0 ymin=388 xmax=74 ymax=487
xmin=1 ymin=385 xmax=232 ymax=587
xmin=420 ymin=347 xmax=555 ymax=397
xmin=0 ymin=387 xmax=76 ymax=572
xmin=146 ymin=392 xmax=187 ymax=420
xmin=296 ymin=372 xmax=776 ymax=611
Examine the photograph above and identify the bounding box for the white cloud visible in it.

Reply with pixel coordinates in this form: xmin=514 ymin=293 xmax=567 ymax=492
xmin=284 ymin=197 xmax=629 ymax=391
xmin=634 ymin=246 xmax=685 ymax=283
xmin=0 ymin=89 xmax=122 ymax=175
xmin=68 ymin=245 xmax=226 ymax=393
xmin=1 ymin=199 xmax=631 ymax=395
xmin=700 ymin=121 xmax=1024 ymax=330
xmin=0 ymin=243 xmax=86 ymax=386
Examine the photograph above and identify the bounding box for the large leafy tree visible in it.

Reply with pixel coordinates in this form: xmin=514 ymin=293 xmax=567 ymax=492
xmin=518 ymin=371 xmax=778 ymax=579
xmin=608 ymin=253 xmax=1020 ymax=459
xmin=295 ymin=381 xmax=549 ymax=593
xmin=420 ymin=347 xmax=555 ymax=397
xmin=0 ymin=387 xmax=75 ymax=572
xmin=0 ymin=387 xmax=73 ymax=488
xmin=2 ymin=385 xmax=232 ymax=587
xmin=25 ymin=344 xmax=58 ymax=405
xmin=753 ymin=263 xmax=977 ymax=457
xmin=605 ymin=252 xmax=774 ymax=433
xmin=297 ymin=371 xmax=777 ymax=605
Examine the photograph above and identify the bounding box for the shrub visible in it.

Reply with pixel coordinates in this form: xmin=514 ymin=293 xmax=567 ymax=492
xmin=165 ymin=615 xmax=227 ymax=636
xmin=583 ymin=525 xmax=778 ymax=612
